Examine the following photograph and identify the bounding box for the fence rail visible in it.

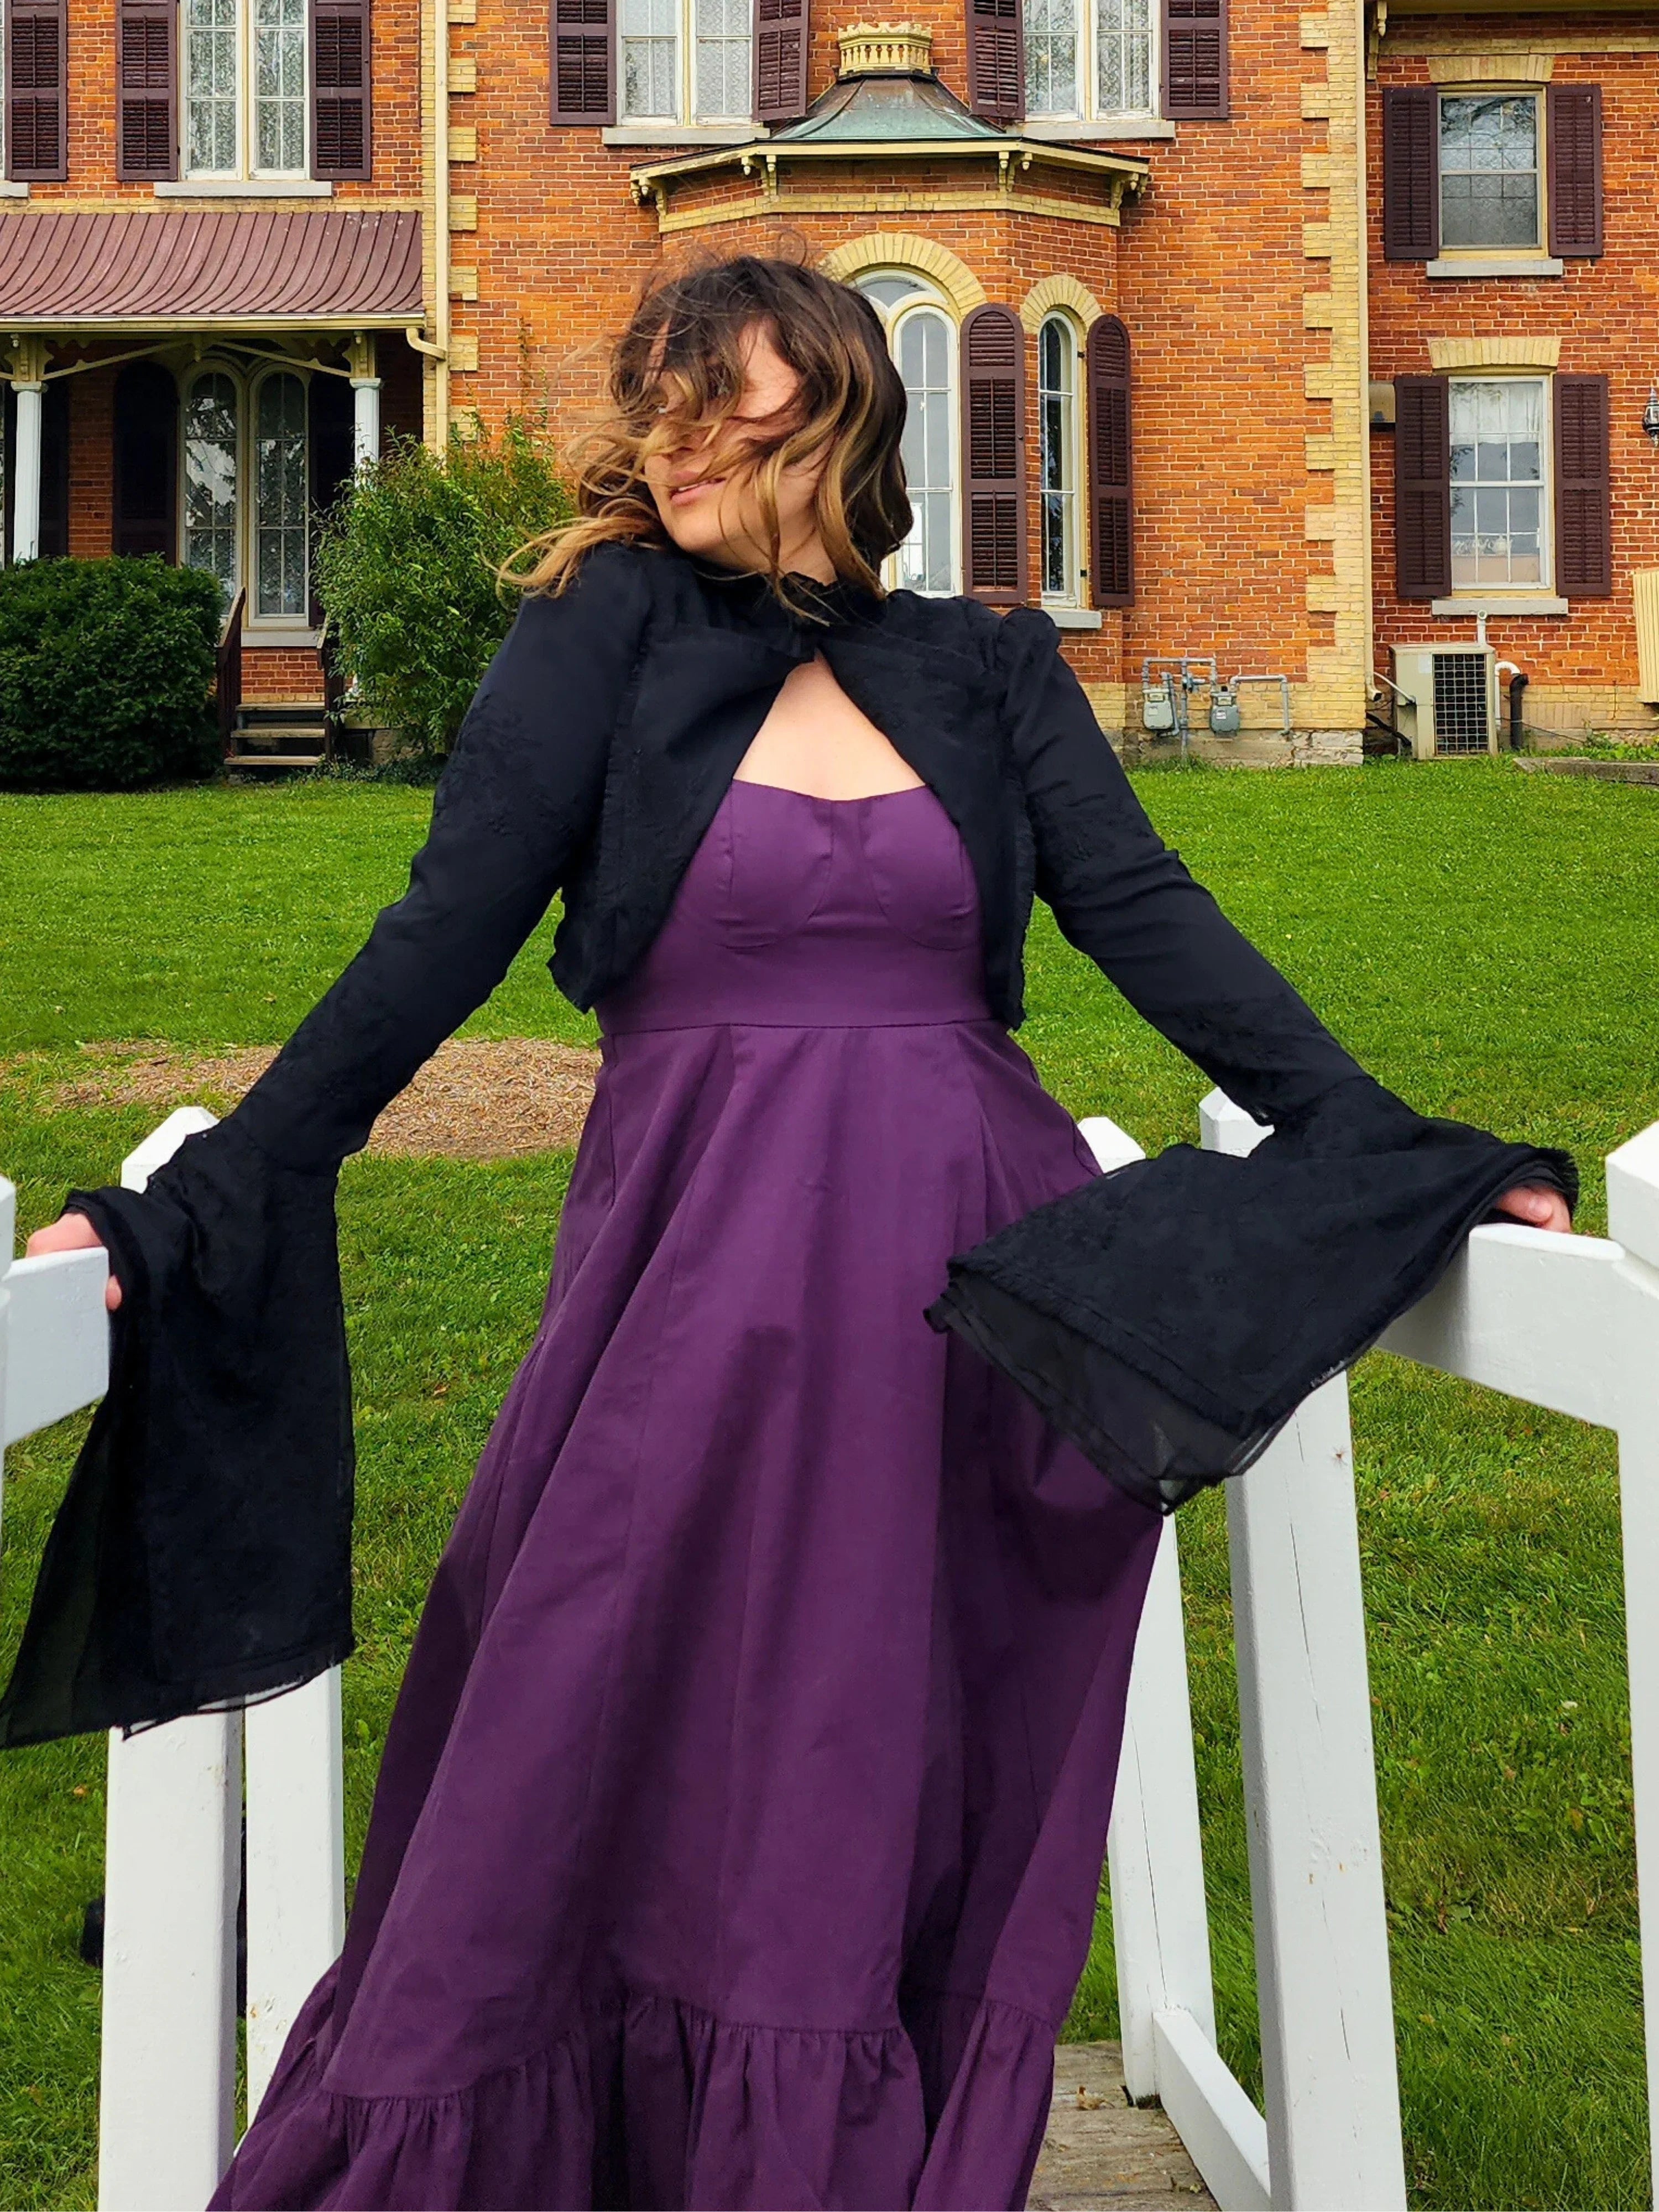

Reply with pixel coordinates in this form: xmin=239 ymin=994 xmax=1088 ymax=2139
xmin=2 ymin=1100 xmax=1656 ymax=2209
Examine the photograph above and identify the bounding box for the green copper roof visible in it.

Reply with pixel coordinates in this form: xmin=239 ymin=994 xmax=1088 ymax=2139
xmin=768 ymin=70 xmax=1005 ymax=144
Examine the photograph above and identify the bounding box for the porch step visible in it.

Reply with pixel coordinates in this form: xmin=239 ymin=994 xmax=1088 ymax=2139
xmin=224 ymin=753 xmax=326 ymax=771
xmin=228 ymin=701 xmax=330 ymax=767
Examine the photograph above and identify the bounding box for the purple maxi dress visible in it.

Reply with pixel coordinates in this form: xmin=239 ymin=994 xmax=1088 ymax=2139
xmin=212 ymin=775 xmax=1163 ymax=2212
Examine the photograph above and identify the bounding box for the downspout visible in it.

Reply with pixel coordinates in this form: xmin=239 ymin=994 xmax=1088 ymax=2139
xmin=1498 ymin=664 xmax=1528 ymax=751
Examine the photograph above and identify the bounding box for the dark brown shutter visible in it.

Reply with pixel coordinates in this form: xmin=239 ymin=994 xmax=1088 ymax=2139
xmin=1555 ymin=373 xmax=1611 ymax=597
xmin=1547 ymin=84 xmax=1602 ymax=257
xmin=1381 ymin=85 xmax=1437 ymax=260
xmin=1087 ymin=315 xmax=1133 ymax=608
xmin=1394 ymin=374 xmax=1450 ymax=599
xmin=966 ymin=0 xmax=1022 ymax=124
xmin=117 ymin=0 xmax=178 ymax=180
xmin=550 ymin=0 xmax=615 ymax=123
xmin=961 ymin=306 xmax=1026 ymax=604
xmin=754 ymin=0 xmax=807 ymax=122
xmin=7 ymin=0 xmax=66 ymax=182
xmin=1162 ymin=0 xmax=1226 ymax=120
xmin=312 ymin=0 xmax=372 ymax=179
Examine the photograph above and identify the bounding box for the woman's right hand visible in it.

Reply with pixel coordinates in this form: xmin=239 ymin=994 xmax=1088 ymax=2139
xmin=25 ymin=1213 xmax=121 ymax=1311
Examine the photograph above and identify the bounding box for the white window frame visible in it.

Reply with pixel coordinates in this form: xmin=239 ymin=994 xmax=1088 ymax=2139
xmin=1446 ymin=372 xmax=1552 ymax=598
xmin=1435 ymin=87 xmax=1545 ymax=259
xmin=1024 ymin=0 xmax=1159 ymax=125
xmin=182 ymin=0 xmax=309 ymax=181
xmin=1036 ymin=311 xmax=1084 ymax=606
xmin=853 ymin=269 xmax=962 ymax=599
xmin=180 ymin=357 xmax=315 ymax=627
xmin=618 ymin=0 xmax=753 ymax=127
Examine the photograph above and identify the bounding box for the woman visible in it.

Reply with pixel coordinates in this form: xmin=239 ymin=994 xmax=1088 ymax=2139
xmin=21 ymin=255 xmax=1571 ymax=2210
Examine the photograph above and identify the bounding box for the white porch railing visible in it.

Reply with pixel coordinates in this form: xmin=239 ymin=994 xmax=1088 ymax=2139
xmin=2 ymin=1099 xmax=1656 ymax=2210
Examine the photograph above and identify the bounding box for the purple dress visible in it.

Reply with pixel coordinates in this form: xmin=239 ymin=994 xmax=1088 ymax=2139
xmin=212 ymin=778 xmax=1162 ymax=2212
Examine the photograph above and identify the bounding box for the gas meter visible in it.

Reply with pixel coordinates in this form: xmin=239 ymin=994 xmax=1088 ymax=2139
xmin=1208 ymin=681 xmax=1241 ymax=737
xmin=1140 ymin=677 xmax=1175 ymax=733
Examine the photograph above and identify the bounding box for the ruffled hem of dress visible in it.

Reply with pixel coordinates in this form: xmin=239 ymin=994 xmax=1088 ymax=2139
xmin=211 ymin=1968 xmax=1060 ymax=2211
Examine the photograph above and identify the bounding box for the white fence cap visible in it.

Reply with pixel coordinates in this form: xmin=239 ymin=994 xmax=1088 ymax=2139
xmin=121 ymin=1108 xmax=219 ymax=1194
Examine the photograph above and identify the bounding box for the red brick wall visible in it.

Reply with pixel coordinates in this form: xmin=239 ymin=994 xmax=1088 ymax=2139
xmin=242 ymin=648 xmax=324 ymax=701
xmin=1368 ymin=20 xmax=1659 ymax=722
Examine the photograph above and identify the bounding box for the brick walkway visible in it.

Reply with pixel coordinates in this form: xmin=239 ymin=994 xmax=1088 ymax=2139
xmin=1029 ymin=2043 xmax=1217 ymax=2210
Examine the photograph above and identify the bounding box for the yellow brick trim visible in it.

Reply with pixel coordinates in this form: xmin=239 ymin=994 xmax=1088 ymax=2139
xmin=1301 ymin=81 xmax=1331 ymax=118
xmin=1019 ymin=273 xmax=1105 ymax=333
xmin=818 ymin=232 xmax=985 ymax=315
xmin=449 ymin=55 xmax=477 ymax=91
xmin=449 ymin=265 xmax=478 ymax=299
xmin=1426 ymin=333 xmax=1561 ymax=370
xmin=1302 ymin=153 xmax=1331 ymax=189
xmin=1393 ymin=33 xmax=1659 ymax=54
xmin=1426 ymin=50 xmax=1553 ymax=81
xmin=1305 ymin=505 xmax=1340 ymax=540
xmin=1305 ymin=435 xmax=1337 ymax=470
xmin=1303 ymin=221 xmax=1333 ymax=257
xmin=1305 ymin=361 xmax=1334 ymax=399
xmin=448 ymin=333 xmax=479 ymax=372
xmin=1303 ymin=291 xmax=1335 ymax=327
xmin=448 ymin=405 xmax=482 ymax=439
xmin=447 ymin=0 xmax=475 ymax=19
xmin=448 ymin=194 xmax=477 ymax=230
xmin=1300 ymin=12 xmax=1331 ymax=43
xmin=1306 ymin=575 xmax=1343 ymax=612
xmin=448 ymin=125 xmax=477 ymax=161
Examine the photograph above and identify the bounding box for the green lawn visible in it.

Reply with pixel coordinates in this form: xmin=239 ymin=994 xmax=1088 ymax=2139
xmin=1 ymin=760 xmax=1654 ymax=2209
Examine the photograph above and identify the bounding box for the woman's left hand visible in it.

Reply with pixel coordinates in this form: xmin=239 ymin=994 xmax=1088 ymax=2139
xmin=1494 ymin=1183 xmax=1573 ymax=1234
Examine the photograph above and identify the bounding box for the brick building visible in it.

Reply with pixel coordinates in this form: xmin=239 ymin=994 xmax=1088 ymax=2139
xmin=2 ymin=0 xmax=1655 ymax=758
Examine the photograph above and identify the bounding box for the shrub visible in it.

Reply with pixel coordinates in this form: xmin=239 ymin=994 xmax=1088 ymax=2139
xmin=0 ymin=557 xmax=222 ymax=791
xmin=315 ymin=418 xmax=573 ymax=753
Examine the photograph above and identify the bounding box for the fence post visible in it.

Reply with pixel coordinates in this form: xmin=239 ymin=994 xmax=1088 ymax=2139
xmin=1605 ymin=1123 xmax=1659 ymax=2204
xmin=1201 ymin=1091 xmax=1407 ymax=2211
xmin=1 ymin=1176 xmax=13 ymax=1545
xmin=244 ymin=1666 xmax=346 ymax=2112
xmin=1079 ymin=1118 xmax=1220 ymax=2102
xmin=99 ymin=1109 xmax=242 ymax=2212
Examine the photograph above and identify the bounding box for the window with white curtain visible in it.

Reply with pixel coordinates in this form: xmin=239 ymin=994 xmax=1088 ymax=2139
xmin=619 ymin=0 xmax=753 ymax=122
xmin=1037 ymin=315 xmax=1082 ymax=602
xmin=185 ymin=0 xmax=307 ymax=178
xmin=854 ymin=270 xmax=960 ymax=597
xmin=182 ymin=362 xmax=317 ymax=620
xmin=1025 ymin=0 xmax=1154 ymax=119
xmin=1449 ymin=375 xmax=1549 ymax=590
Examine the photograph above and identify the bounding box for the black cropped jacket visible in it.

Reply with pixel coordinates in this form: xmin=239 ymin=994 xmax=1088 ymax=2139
xmin=0 ymin=541 xmax=1574 ymax=1749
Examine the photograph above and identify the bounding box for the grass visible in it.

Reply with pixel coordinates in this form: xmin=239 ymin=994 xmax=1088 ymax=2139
xmin=1 ymin=758 xmax=1655 ymax=2209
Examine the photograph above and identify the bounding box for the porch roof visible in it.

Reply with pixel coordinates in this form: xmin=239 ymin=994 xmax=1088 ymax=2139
xmin=0 ymin=208 xmax=422 ymax=332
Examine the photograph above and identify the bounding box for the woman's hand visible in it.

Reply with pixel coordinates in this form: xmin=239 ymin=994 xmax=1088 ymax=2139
xmin=25 ymin=1213 xmax=122 ymax=1310
xmin=1494 ymin=1183 xmax=1572 ymax=1235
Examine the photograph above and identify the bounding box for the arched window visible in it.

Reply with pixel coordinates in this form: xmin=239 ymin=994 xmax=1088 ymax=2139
xmin=854 ymin=270 xmax=959 ymax=597
xmin=1037 ymin=313 xmax=1082 ymax=604
xmin=183 ymin=371 xmax=239 ymax=594
xmin=254 ymin=371 xmax=309 ymax=616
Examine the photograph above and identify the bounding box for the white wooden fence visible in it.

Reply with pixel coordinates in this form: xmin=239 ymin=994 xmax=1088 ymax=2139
xmin=2 ymin=1097 xmax=1656 ymax=2210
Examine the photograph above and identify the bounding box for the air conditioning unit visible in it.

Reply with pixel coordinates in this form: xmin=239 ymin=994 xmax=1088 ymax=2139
xmin=1389 ymin=646 xmax=1498 ymax=760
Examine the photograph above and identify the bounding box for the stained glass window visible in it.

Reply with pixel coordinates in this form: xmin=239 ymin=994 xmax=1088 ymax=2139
xmin=1039 ymin=316 xmax=1079 ymax=600
xmin=255 ymin=0 xmax=307 ymax=171
xmin=255 ymin=372 xmax=309 ymax=617
xmin=1439 ymin=95 xmax=1540 ymax=249
xmin=184 ymin=373 xmax=239 ymax=594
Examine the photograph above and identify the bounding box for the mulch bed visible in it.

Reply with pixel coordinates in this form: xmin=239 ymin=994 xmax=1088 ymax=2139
xmin=29 ymin=1038 xmax=601 ymax=1159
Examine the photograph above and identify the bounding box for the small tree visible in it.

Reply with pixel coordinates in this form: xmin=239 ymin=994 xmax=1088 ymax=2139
xmin=0 ymin=558 xmax=222 ymax=791
xmin=314 ymin=418 xmax=574 ymax=753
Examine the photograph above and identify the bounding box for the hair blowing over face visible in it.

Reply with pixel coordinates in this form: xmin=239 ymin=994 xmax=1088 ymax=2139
xmin=503 ymin=255 xmax=912 ymax=609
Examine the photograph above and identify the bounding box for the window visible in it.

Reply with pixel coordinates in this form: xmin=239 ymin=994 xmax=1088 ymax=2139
xmin=184 ymin=0 xmax=306 ymax=176
xmin=1025 ymin=0 xmax=1154 ymax=120
xmin=182 ymin=361 xmax=315 ymax=618
xmin=1438 ymin=92 xmax=1538 ymax=251
xmin=619 ymin=0 xmax=752 ymax=123
xmin=855 ymin=271 xmax=959 ymax=596
xmin=1448 ymin=375 xmax=1546 ymax=589
xmin=1037 ymin=315 xmax=1082 ymax=601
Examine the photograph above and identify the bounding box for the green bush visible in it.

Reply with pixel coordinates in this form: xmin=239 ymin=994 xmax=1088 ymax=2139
xmin=0 ymin=557 xmax=222 ymax=791
xmin=315 ymin=418 xmax=573 ymax=753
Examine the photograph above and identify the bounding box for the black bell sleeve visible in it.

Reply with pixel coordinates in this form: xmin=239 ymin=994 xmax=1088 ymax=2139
xmin=926 ymin=611 xmax=1577 ymax=1513
xmin=0 ymin=549 xmax=650 ymax=1747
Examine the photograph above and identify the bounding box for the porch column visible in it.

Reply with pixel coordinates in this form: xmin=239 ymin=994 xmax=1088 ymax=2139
xmin=8 ymin=338 xmax=50 ymax=564
xmin=347 ymin=331 xmax=380 ymax=471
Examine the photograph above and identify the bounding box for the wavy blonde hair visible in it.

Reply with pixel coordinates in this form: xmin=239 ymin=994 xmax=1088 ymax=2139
xmin=500 ymin=254 xmax=912 ymax=614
